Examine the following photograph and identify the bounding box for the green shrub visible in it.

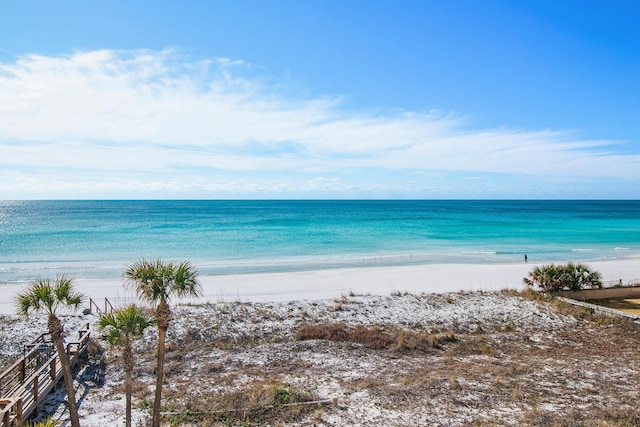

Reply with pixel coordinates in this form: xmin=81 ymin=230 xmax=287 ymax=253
xmin=273 ymin=386 xmax=306 ymax=406
xmin=523 ymin=262 xmax=602 ymax=292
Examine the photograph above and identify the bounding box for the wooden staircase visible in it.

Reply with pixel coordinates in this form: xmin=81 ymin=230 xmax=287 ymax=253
xmin=0 ymin=323 xmax=91 ymax=426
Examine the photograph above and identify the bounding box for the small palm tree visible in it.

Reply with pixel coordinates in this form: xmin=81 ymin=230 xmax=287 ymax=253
xmin=524 ymin=262 xmax=602 ymax=292
xmin=16 ymin=275 xmax=84 ymax=427
xmin=563 ymin=261 xmax=603 ymax=291
xmin=124 ymin=259 xmax=201 ymax=427
xmin=98 ymin=305 xmax=155 ymax=427
xmin=524 ymin=263 xmax=563 ymax=292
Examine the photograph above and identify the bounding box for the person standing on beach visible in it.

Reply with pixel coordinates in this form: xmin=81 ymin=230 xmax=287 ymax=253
xmin=524 ymin=254 xmax=528 ymax=263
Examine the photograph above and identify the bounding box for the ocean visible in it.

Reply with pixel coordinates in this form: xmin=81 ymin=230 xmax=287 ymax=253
xmin=1 ymin=200 xmax=639 ymax=284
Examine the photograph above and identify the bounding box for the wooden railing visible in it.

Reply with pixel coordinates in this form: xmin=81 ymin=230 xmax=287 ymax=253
xmin=0 ymin=323 xmax=91 ymax=426
xmin=0 ymin=399 xmax=21 ymax=427
xmin=0 ymin=334 xmax=54 ymax=400
xmin=88 ymin=297 xmax=115 ymax=315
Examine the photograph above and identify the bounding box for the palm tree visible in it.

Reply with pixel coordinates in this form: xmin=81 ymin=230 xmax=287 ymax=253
xmin=98 ymin=305 xmax=155 ymax=427
xmin=524 ymin=262 xmax=602 ymax=292
xmin=16 ymin=275 xmax=84 ymax=427
xmin=563 ymin=261 xmax=603 ymax=291
xmin=124 ymin=259 xmax=201 ymax=427
xmin=524 ymin=263 xmax=563 ymax=292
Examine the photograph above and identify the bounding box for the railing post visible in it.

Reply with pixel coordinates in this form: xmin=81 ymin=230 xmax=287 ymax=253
xmin=89 ymin=298 xmax=101 ymax=315
xmin=50 ymin=359 xmax=56 ymax=381
xmin=33 ymin=376 xmax=38 ymax=407
xmin=19 ymin=360 xmax=25 ymax=383
xmin=16 ymin=398 xmax=23 ymax=427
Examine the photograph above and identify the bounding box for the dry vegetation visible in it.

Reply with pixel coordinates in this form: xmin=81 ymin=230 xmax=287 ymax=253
xmin=4 ymin=290 xmax=640 ymax=426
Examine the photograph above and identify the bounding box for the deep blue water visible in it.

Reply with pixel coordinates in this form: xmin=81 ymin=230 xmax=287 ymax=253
xmin=1 ymin=200 xmax=639 ymax=283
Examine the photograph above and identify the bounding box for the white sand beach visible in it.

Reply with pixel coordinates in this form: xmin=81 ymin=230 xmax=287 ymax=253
xmin=2 ymin=257 xmax=640 ymax=426
xmin=1 ymin=258 xmax=638 ymax=315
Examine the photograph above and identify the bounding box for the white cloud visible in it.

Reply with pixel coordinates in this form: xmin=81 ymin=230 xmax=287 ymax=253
xmin=0 ymin=49 xmax=638 ymax=198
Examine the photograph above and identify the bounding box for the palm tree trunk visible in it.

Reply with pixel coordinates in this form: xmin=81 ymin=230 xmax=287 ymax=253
xmin=152 ymin=301 xmax=170 ymax=427
xmin=49 ymin=314 xmax=80 ymax=427
xmin=124 ymin=343 xmax=133 ymax=427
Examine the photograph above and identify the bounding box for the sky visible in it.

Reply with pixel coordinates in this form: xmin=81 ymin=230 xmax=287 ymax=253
xmin=0 ymin=0 xmax=639 ymax=199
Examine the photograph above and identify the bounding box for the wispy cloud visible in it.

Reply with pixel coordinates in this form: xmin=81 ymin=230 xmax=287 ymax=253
xmin=0 ymin=49 xmax=637 ymax=198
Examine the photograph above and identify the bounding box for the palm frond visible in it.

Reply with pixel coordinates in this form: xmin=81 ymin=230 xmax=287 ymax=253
xmin=124 ymin=258 xmax=201 ymax=304
xmin=172 ymin=260 xmax=202 ymax=299
xmin=101 ymin=326 xmax=125 ymax=347
xmin=24 ymin=417 xmax=60 ymax=427
xmin=125 ymin=259 xmax=166 ymax=302
xmin=98 ymin=304 xmax=155 ymax=348
xmin=15 ymin=276 xmax=85 ymax=317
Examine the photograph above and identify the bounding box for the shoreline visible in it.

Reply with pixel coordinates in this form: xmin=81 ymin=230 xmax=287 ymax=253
xmin=1 ymin=258 xmax=638 ymax=315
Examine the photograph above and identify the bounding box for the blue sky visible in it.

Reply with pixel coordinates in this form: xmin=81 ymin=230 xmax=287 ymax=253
xmin=0 ymin=0 xmax=638 ymax=199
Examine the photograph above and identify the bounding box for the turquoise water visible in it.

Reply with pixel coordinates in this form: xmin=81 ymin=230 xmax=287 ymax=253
xmin=1 ymin=200 xmax=639 ymax=284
